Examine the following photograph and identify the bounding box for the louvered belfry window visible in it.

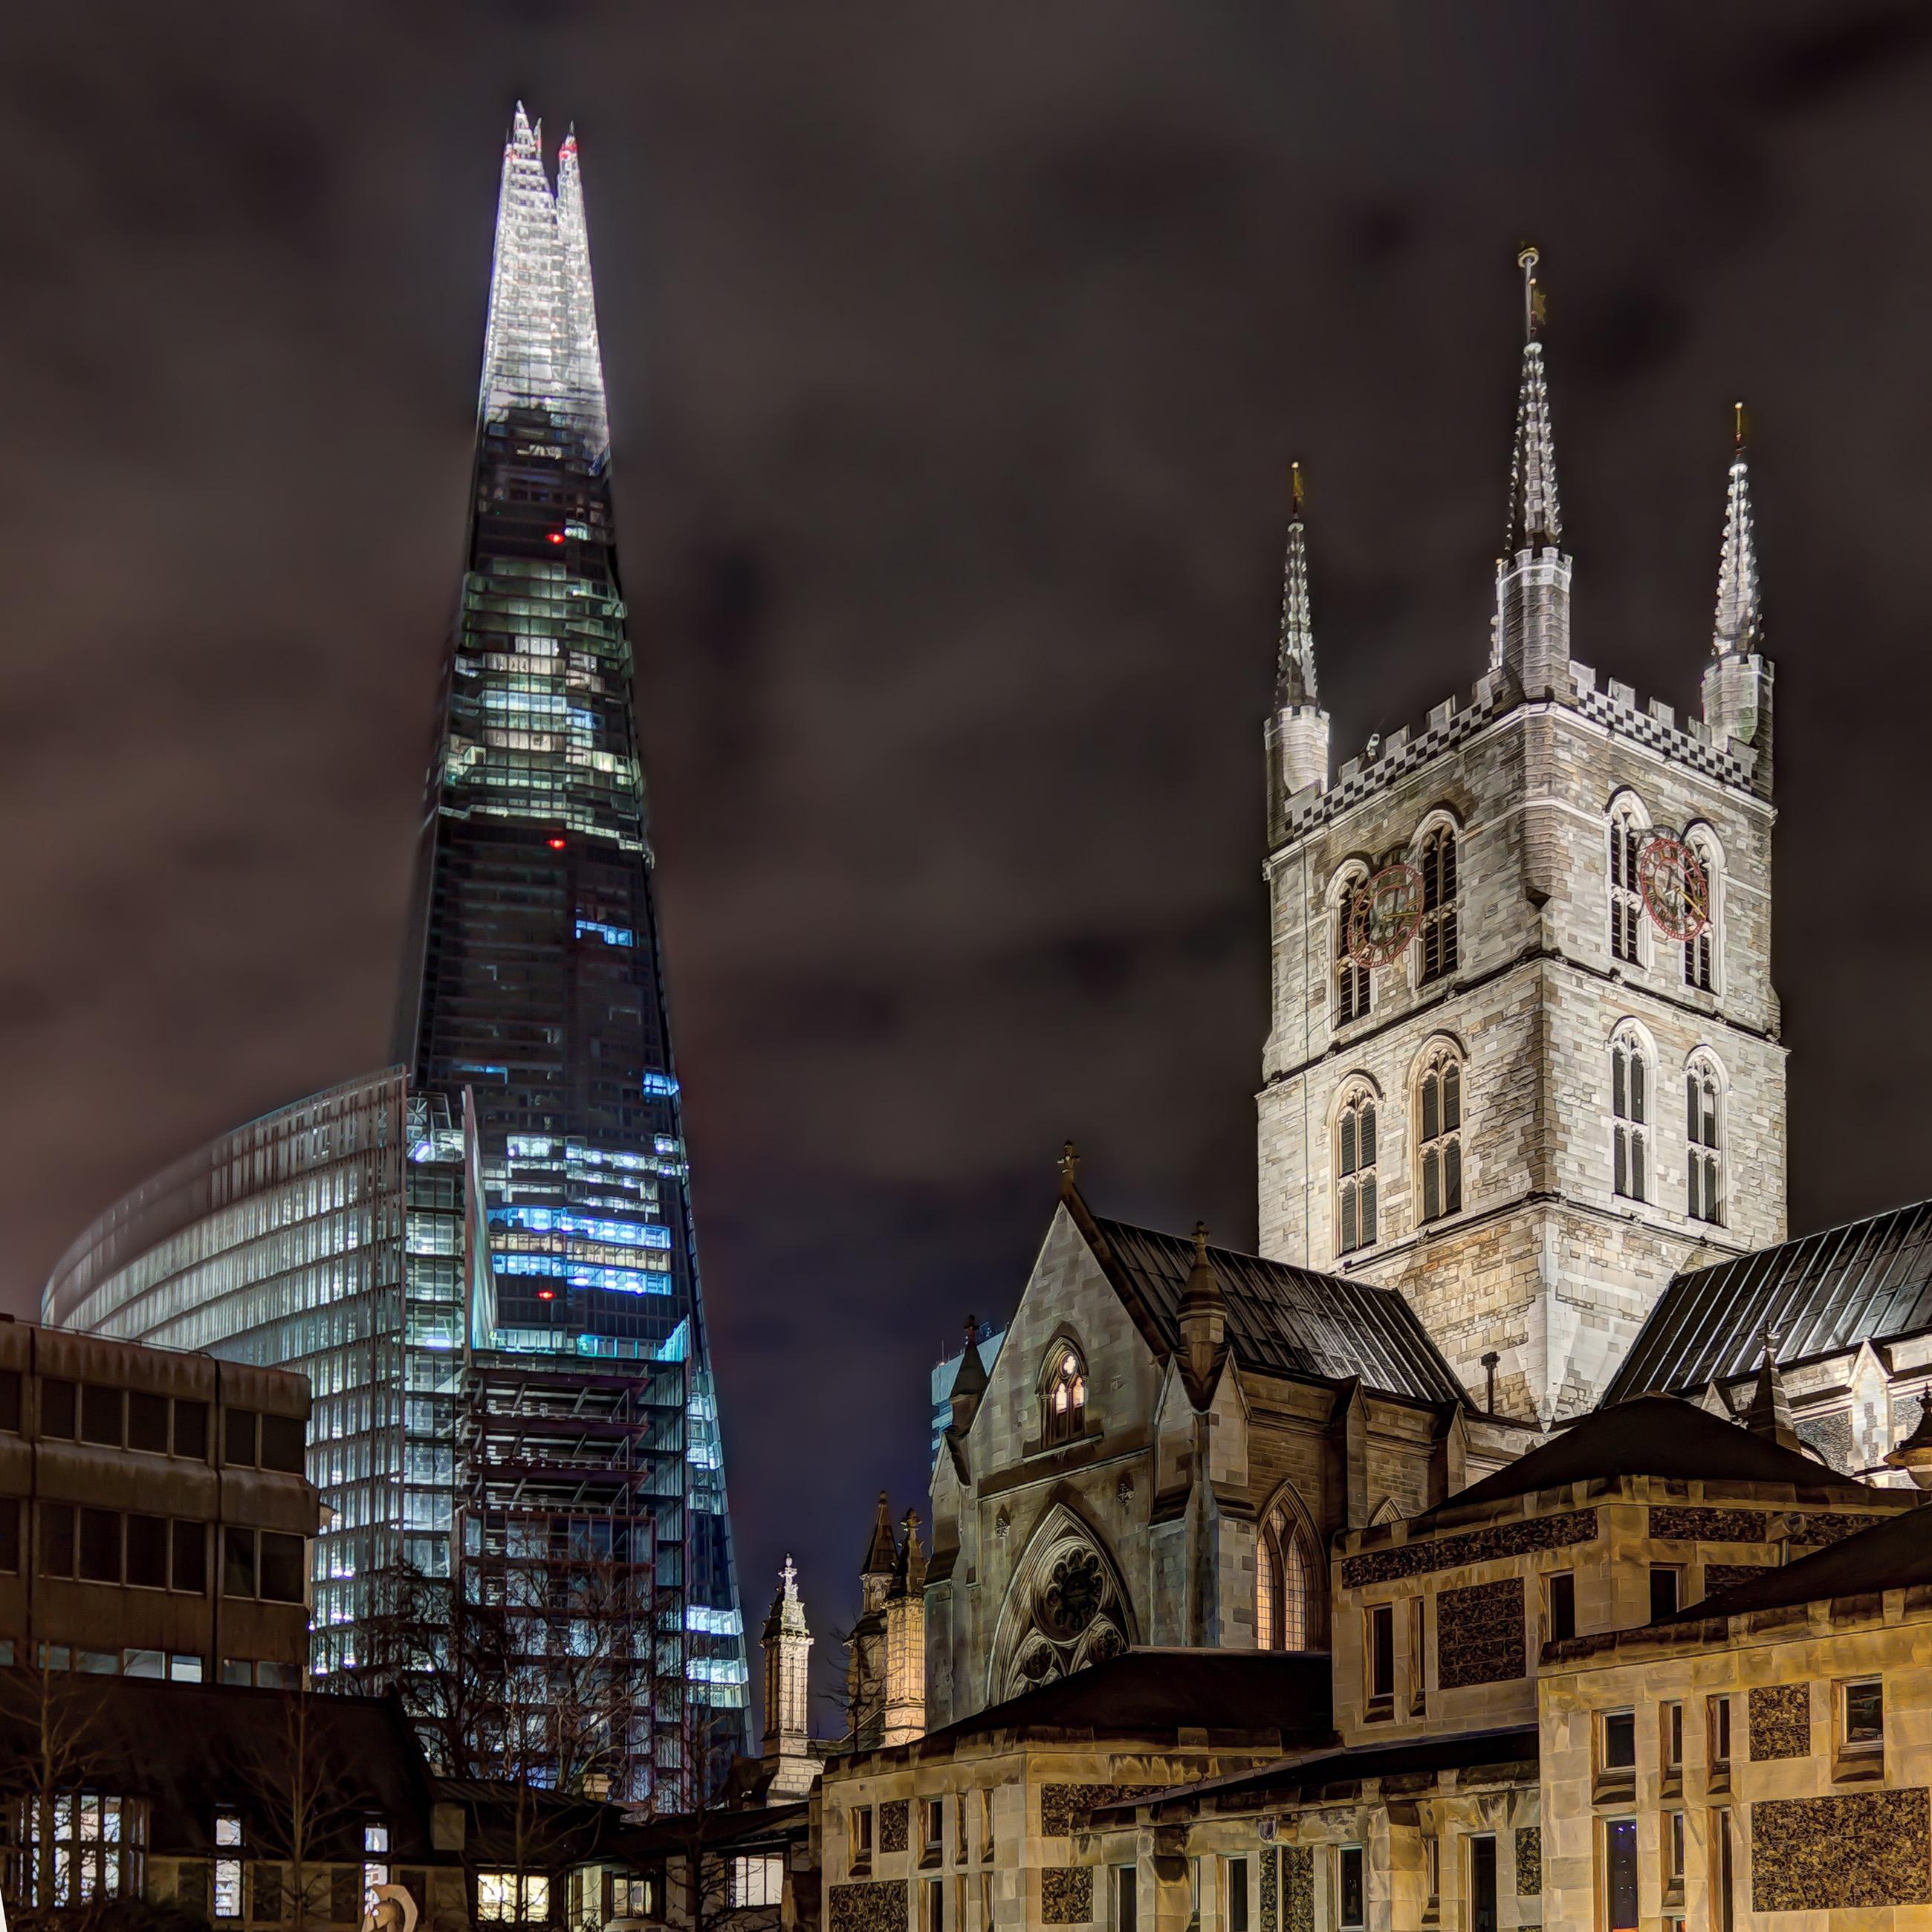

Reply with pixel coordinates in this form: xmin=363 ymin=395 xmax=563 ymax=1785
xmin=1610 ymin=811 xmax=1646 ymax=965
xmin=1334 ymin=875 xmax=1371 ymax=1025
xmin=1418 ymin=1050 xmax=1464 ymax=1223
xmin=1612 ymin=1031 xmax=1649 ymax=1202
xmin=1418 ymin=829 xmax=1458 ymax=984
xmin=1337 ymin=1089 xmax=1378 ymax=1254
xmin=1687 ymin=1061 xmax=1723 ymax=1225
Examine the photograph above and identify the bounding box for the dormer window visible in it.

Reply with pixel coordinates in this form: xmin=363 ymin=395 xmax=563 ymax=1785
xmin=1043 ymin=1350 xmax=1087 ymax=1448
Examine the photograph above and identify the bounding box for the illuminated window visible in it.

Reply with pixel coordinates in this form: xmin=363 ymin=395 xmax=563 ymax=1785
xmin=1041 ymin=1349 xmax=1088 ymax=1448
xmin=1256 ymin=1494 xmax=1321 ymax=1652
xmin=13 ymin=1795 xmax=147 ymax=1909
xmin=477 ymin=1873 xmax=549 ymax=1924
xmin=1612 ymin=1028 xmax=1650 ymax=1202
xmin=1416 ymin=1046 xmax=1464 ymax=1223
xmin=214 ymin=1812 xmax=243 ymax=1919
xmin=730 ymin=1856 xmax=784 ymax=1907
xmin=1336 ymin=1086 xmax=1378 ymax=1254
xmin=1416 ymin=825 xmax=1458 ymax=983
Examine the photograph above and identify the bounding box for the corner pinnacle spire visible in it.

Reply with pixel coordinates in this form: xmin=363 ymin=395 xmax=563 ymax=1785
xmin=1274 ymin=461 xmax=1317 ymax=709
xmin=1505 ymin=246 xmax=1561 ymax=556
xmin=1713 ymin=402 xmax=1761 ymax=658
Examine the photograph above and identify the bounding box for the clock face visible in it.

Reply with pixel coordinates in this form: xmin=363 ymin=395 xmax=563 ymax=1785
xmin=1347 ymin=863 xmax=1425 ymax=970
xmin=1638 ymin=834 xmax=1709 ymax=941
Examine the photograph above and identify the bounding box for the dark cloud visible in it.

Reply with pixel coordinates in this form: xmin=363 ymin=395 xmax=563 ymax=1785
xmin=1 ymin=0 xmax=1931 ymax=1711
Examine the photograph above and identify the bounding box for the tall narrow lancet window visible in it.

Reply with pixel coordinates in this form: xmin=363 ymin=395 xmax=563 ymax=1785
xmin=1417 ymin=1047 xmax=1465 ymax=1223
xmin=1041 ymin=1349 xmax=1088 ymax=1448
xmin=1609 ymin=803 xmax=1648 ymax=966
xmin=1334 ymin=869 xmax=1371 ymax=1026
xmin=1684 ymin=835 xmax=1717 ymax=992
xmin=1612 ymin=1028 xmax=1650 ymax=1203
xmin=1417 ymin=826 xmax=1459 ymax=984
xmin=1336 ymin=1087 xmax=1378 ymax=1255
xmin=1687 ymin=1056 xmax=1724 ymax=1225
xmin=1255 ymin=1497 xmax=1321 ymax=1652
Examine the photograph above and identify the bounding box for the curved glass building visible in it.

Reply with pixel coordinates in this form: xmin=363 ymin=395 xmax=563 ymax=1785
xmin=44 ymin=108 xmax=748 ymax=1800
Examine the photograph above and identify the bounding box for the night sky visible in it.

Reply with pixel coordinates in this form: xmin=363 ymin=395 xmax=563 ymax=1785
xmin=4 ymin=4 xmax=1932 ymax=1728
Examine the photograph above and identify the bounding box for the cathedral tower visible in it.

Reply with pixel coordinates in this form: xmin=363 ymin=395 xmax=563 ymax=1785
xmin=1257 ymin=253 xmax=1785 ymax=1423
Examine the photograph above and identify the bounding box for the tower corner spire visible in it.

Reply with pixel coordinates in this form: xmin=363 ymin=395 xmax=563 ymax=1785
xmin=1491 ymin=244 xmax=1572 ymax=697
xmin=1702 ymin=401 xmax=1774 ymax=785
xmin=1268 ymin=458 xmax=1331 ymax=808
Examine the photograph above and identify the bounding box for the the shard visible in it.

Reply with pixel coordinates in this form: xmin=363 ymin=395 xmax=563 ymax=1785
xmin=396 ymin=106 xmax=748 ymax=1784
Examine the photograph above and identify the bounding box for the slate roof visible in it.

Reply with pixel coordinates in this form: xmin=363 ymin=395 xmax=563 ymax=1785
xmin=1605 ymin=1197 xmax=1932 ymax=1402
xmin=910 ymin=1646 xmax=1334 ymax=1754
xmin=1088 ymin=1213 xmax=1471 ymax=1409
xmin=1656 ymin=1495 xmax=1932 ymax=1624
xmin=1089 ymin=1724 xmax=1540 ymax=1822
xmin=1408 ymin=1395 xmax=1870 ymax=1525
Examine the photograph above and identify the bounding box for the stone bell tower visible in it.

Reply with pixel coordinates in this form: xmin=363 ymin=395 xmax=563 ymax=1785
xmin=1255 ymin=250 xmax=1786 ymax=1424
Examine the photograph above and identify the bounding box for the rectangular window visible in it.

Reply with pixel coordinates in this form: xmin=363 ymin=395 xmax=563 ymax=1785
xmin=1649 ymin=1565 xmax=1681 ymax=1620
xmin=78 ymin=1507 xmax=122 ymax=1583
xmin=1337 ymin=1847 xmax=1364 ymax=1928
xmin=40 ymin=1502 xmax=74 ymax=1578
xmin=850 ymin=1806 xmax=873 ymax=1873
xmin=126 ymin=1390 xmax=169 ymax=1454
xmin=1711 ymin=1808 xmax=1734 ymax=1932
xmin=42 ymin=1378 xmax=77 ymax=1439
xmin=1409 ymin=1594 xmax=1427 ymax=1714
xmin=1225 ymin=1855 xmax=1248 ymax=1932
xmin=259 ymin=1413 xmax=306 ymax=1475
xmin=1709 ymin=1694 xmax=1733 ymax=1784
xmin=259 ymin=1531 xmax=305 ymax=1604
xmin=0 ymin=1367 xmax=20 ymax=1432
xmin=1367 ymin=1604 xmax=1395 ymax=1710
xmin=1840 ymin=1676 xmax=1884 ymax=1771
xmin=612 ymin=1877 xmax=659 ymax=1918
xmin=730 ymin=1855 xmax=784 ymax=1910
xmin=1467 ymin=1835 xmax=1496 ymax=1932
xmin=125 ymin=1514 xmax=167 ymax=1590
xmin=174 ymin=1399 xmax=209 ymax=1461
xmin=223 ymin=1526 xmax=256 ymax=1598
xmin=172 ymin=1520 xmax=207 ymax=1595
xmin=476 ymin=1874 xmax=548 ymax=1924
xmin=1423 ymin=1835 xmax=1439 ymax=1920
xmin=1112 ymin=1865 xmax=1138 ymax=1932
xmin=921 ymin=1796 xmax=944 ymax=1864
xmin=0 ymin=1500 xmax=17 ymax=1575
xmin=1664 ymin=1809 xmax=1686 ymax=1902
xmin=224 ymin=1407 xmax=258 ymax=1468
xmin=1604 ymin=1818 xmax=1637 ymax=1932
xmin=1662 ymin=1699 xmax=1684 ymax=1793
xmin=1545 ymin=1570 xmax=1576 ymax=1644
xmin=214 ymin=1812 xmax=243 ymax=1921
xmin=921 ymin=1876 xmax=943 ymax=1932
xmin=1601 ymin=1710 xmax=1637 ymax=1772
xmin=80 ymin=1384 xmax=123 ymax=1447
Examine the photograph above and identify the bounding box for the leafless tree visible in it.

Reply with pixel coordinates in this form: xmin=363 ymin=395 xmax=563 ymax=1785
xmin=0 ymin=1657 xmax=117 ymax=1928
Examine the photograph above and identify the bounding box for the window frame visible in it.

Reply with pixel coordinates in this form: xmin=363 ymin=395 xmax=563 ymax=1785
xmin=730 ymin=1855 xmax=785 ymax=1910
xmin=1602 ymin=1815 xmax=1638 ymax=1932
xmin=1335 ymin=1083 xmax=1380 ymax=1257
xmin=1415 ymin=1043 xmax=1465 ymax=1225
xmin=1364 ymin=1603 xmax=1395 ymax=1718
xmin=1837 ymin=1676 xmax=1884 ymax=1778
xmin=1336 ymin=1844 xmax=1366 ymax=1931
xmin=1683 ymin=829 xmax=1721 ymax=993
xmin=1039 ymin=1344 xmax=1089 ymax=1450
xmin=1254 ymin=1488 xmax=1323 ymax=1653
xmin=1686 ymin=1054 xmax=1725 ymax=1226
xmin=1543 ymin=1569 xmax=1576 ymax=1645
xmin=1415 ymin=820 xmax=1459 ymax=987
xmin=1608 ymin=798 xmax=1650 ymax=970
xmin=1611 ymin=1025 xmax=1653 ymax=1204
xmin=1331 ymin=866 xmax=1372 ymax=1028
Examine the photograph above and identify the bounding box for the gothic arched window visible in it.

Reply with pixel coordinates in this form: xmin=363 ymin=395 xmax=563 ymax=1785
xmin=1256 ymin=1495 xmax=1322 ymax=1652
xmin=1417 ymin=825 xmax=1459 ymax=985
xmin=1612 ymin=1026 xmax=1650 ymax=1203
xmin=1416 ymin=1045 xmax=1464 ymax=1223
xmin=1684 ymin=833 xmax=1719 ymax=993
xmin=1608 ymin=799 xmax=1650 ymax=966
xmin=1687 ymin=1054 xmax=1724 ymax=1225
xmin=1336 ymin=1086 xmax=1378 ymax=1255
xmin=1040 ymin=1346 xmax=1088 ymax=1448
xmin=1332 ymin=868 xmax=1371 ymax=1027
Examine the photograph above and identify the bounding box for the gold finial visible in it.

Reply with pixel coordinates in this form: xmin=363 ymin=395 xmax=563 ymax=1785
xmin=1192 ymin=1219 xmax=1210 ymax=1262
xmin=1290 ymin=458 xmax=1305 ymax=520
xmin=1058 ymin=1140 xmax=1080 ymax=1197
xmin=1517 ymin=244 xmax=1544 ymax=340
xmin=1733 ymin=399 xmax=1748 ymax=453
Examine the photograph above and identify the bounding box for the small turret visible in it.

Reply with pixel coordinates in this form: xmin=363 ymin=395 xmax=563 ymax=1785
xmin=949 ymin=1315 xmax=988 ymax=1436
xmin=1702 ymin=403 xmax=1774 ymax=791
xmin=860 ymin=1490 xmax=898 ymax=1612
xmin=1269 ymin=462 xmax=1331 ymax=805
xmin=1491 ymin=247 xmax=1573 ymax=698
xmin=759 ymin=1556 xmax=820 ymax=1800
xmin=1743 ymin=1332 xmax=1803 ymax=1456
xmin=882 ymin=1510 xmax=927 ymax=1745
xmin=1178 ymin=1222 xmax=1228 ymax=1407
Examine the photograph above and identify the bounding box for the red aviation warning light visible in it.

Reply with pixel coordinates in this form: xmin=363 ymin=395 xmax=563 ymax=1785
xmin=547 ymin=836 xmax=567 ymax=851
xmin=537 ymin=1288 xmax=557 ymax=1302
xmin=548 ymin=531 xmax=565 ymax=544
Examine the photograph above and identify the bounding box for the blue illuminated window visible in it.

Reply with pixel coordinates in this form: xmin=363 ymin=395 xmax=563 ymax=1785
xmin=641 ymin=1072 xmax=680 ymax=1098
xmin=574 ymin=919 xmax=635 ymax=947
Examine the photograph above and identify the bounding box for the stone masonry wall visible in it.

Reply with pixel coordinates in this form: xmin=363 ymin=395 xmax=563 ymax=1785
xmin=1257 ymin=693 xmax=1786 ymax=1421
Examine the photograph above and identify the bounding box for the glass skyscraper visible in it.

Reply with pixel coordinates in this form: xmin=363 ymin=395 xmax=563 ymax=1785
xmin=44 ymin=108 xmax=748 ymax=1801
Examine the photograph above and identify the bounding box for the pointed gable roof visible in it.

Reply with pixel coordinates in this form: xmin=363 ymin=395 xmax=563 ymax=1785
xmin=1604 ymin=1196 xmax=1932 ymax=1404
xmin=1063 ymin=1197 xmax=1471 ymax=1410
xmin=1410 ymin=1394 xmax=1862 ymax=1527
